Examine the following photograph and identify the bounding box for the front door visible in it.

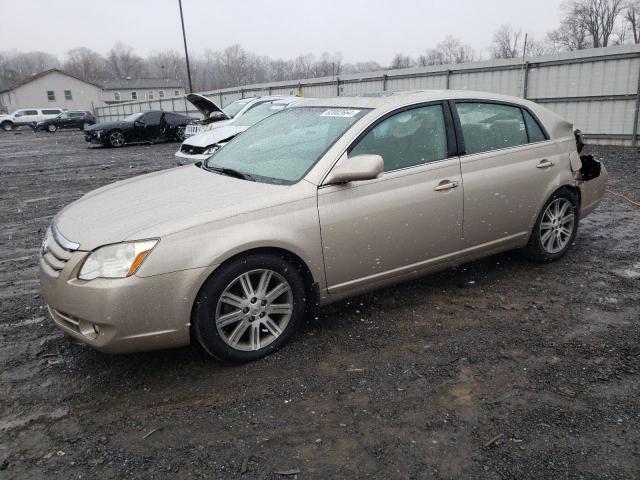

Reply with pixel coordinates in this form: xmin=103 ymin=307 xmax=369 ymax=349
xmin=318 ymin=103 xmax=463 ymax=295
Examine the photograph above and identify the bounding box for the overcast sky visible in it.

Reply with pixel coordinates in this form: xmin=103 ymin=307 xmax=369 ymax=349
xmin=1 ymin=0 xmax=563 ymax=64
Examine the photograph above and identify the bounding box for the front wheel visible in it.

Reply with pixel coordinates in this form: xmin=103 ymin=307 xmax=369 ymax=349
xmin=193 ymin=254 xmax=307 ymax=363
xmin=521 ymin=189 xmax=579 ymax=262
xmin=47 ymin=124 xmax=57 ymax=133
xmin=1 ymin=121 xmax=13 ymax=132
xmin=107 ymin=130 xmax=125 ymax=147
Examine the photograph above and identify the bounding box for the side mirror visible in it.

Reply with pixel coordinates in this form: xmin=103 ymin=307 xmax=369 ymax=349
xmin=134 ymin=119 xmax=145 ymax=126
xmin=324 ymin=153 xmax=384 ymax=185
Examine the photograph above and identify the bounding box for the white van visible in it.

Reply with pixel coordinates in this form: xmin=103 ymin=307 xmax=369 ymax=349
xmin=0 ymin=108 xmax=64 ymax=131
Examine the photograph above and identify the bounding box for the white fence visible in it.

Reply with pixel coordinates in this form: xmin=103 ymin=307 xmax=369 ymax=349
xmin=96 ymin=44 xmax=640 ymax=146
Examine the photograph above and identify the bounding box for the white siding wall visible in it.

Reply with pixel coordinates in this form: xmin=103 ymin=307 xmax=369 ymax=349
xmin=2 ymin=71 xmax=102 ymax=111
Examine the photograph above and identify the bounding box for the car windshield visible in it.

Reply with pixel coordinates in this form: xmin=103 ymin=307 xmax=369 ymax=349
xmin=124 ymin=112 xmax=144 ymax=122
xmin=222 ymin=100 xmax=250 ymax=118
xmin=204 ymin=107 xmax=369 ymax=184
xmin=230 ymin=101 xmax=288 ymax=127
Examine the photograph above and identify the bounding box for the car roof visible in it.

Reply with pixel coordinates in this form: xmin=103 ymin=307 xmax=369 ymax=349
xmin=292 ymin=89 xmax=572 ymax=139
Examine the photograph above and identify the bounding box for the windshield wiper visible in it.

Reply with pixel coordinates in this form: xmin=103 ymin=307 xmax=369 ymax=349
xmin=205 ymin=165 xmax=255 ymax=181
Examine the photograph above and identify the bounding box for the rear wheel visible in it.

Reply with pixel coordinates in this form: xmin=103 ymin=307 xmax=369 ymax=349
xmin=47 ymin=124 xmax=57 ymax=133
xmin=521 ymin=188 xmax=579 ymax=262
xmin=107 ymin=130 xmax=125 ymax=147
xmin=1 ymin=121 xmax=13 ymax=132
xmin=193 ymin=254 xmax=307 ymax=363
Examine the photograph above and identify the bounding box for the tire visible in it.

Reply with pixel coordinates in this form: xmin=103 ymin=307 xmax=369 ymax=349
xmin=47 ymin=124 xmax=57 ymax=133
xmin=193 ymin=254 xmax=307 ymax=363
xmin=1 ymin=121 xmax=13 ymax=132
xmin=521 ymin=188 xmax=579 ymax=263
xmin=107 ymin=130 xmax=125 ymax=148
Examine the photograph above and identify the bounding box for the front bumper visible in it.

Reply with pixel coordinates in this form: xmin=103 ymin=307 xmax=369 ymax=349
xmin=174 ymin=149 xmax=210 ymax=165
xmin=39 ymin=249 xmax=213 ymax=354
xmin=84 ymin=131 xmax=105 ymax=144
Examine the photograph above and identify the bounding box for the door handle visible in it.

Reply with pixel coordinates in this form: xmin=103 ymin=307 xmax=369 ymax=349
xmin=536 ymin=159 xmax=554 ymax=169
xmin=434 ymin=180 xmax=459 ymax=191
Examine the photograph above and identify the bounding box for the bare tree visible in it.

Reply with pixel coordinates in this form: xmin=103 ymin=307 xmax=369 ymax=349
xmin=390 ymin=53 xmax=415 ymax=69
xmin=492 ymin=24 xmax=523 ymax=58
xmin=107 ymin=42 xmax=147 ymax=79
xmin=63 ymin=47 xmax=107 ymax=81
xmin=568 ymin=0 xmax=625 ymax=47
xmin=547 ymin=14 xmax=592 ymax=51
xmin=625 ymin=0 xmax=640 ymax=43
xmin=418 ymin=36 xmax=475 ymax=65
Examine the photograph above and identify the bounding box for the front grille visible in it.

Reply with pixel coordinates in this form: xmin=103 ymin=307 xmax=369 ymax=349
xmin=180 ymin=144 xmax=206 ymax=155
xmin=40 ymin=225 xmax=77 ymax=278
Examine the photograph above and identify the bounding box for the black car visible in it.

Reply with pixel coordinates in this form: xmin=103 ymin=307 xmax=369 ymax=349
xmin=84 ymin=110 xmax=193 ymax=147
xmin=36 ymin=110 xmax=96 ymax=132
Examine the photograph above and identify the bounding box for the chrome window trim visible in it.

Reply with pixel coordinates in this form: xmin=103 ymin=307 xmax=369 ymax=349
xmin=52 ymin=223 xmax=80 ymax=251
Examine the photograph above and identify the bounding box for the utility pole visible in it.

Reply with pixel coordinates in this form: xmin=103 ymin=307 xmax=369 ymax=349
xmin=178 ymin=0 xmax=193 ymax=93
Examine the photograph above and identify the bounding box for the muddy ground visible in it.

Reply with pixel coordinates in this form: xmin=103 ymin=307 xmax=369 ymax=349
xmin=0 ymin=129 xmax=639 ymax=479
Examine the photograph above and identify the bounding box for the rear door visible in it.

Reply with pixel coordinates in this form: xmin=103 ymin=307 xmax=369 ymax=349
xmin=318 ymin=102 xmax=463 ymax=295
xmin=453 ymin=100 xmax=562 ymax=250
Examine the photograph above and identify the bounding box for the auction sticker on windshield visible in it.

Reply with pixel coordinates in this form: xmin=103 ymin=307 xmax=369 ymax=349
xmin=320 ymin=109 xmax=361 ymax=117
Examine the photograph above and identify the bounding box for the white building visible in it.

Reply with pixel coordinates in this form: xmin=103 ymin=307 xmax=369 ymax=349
xmin=0 ymin=69 xmax=185 ymax=113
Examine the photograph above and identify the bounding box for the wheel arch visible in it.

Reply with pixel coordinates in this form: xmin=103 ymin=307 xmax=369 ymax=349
xmin=189 ymin=246 xmax=320 ymax=340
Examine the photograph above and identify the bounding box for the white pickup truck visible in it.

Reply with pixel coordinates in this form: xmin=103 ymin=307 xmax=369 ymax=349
xmin=0 ymin=108 xmax=64 ymax=131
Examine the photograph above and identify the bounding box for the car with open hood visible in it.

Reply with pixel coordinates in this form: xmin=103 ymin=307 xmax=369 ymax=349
xmin=40 ymin=90 xmax=607 ymax=363
xmin=84 ymin=110 xmax=194 ymax=147
xmin=175 ymin=96 xmax=303 ymax=165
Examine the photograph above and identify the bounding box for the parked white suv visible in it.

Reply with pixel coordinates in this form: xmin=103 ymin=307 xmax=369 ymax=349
xmin=0 ymin=108 xmax=64 ymax=131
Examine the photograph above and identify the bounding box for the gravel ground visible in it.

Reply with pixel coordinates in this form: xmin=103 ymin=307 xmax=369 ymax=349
xmin=0 ymin=129 xmax=639 ymax=479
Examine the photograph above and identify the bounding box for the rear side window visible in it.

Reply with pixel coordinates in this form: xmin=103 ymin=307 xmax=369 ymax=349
xmin=456 ymin=102 xmax=527 ymax=154
xmin=350 ymin=104 xmax=448 ymax=171
xmin=523 ymin=110 xmax=547 ymax=143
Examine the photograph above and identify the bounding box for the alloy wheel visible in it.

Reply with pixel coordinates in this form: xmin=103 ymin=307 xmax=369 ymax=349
xmin=539 ymin=198 xmax=575 ymax=254
xmin=109 ymin=131 xmax=125 ymax=147
xmin=215 ymin=269 xmax=293 ymax=351
xmin=47 ymin=124 xmax=57 ymax=132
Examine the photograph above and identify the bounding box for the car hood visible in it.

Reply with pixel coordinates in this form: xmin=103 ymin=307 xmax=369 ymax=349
xmin=186 ymin=93 xmax=229 ymax=120
xmin=183 ymin=125 xmax=249 ymax=147
xmin=53 ymin=165 xmax=295 ymax=250
xmin=85 ymin=121 xmax=130 ymax=131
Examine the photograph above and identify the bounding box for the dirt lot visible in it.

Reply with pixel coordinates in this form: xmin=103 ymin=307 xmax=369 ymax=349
xmin=0 ymin=129 xmax=639 ymax=479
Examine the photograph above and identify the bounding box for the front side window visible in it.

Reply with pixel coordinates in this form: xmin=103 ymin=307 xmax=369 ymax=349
xmin=456 ymin=102 xmax=527 ymax=155
xmin=131 ymin=91 xmax=138 ymax=100
xmin=124 ymin=112 xmax=144 ymax=122
xmin=64 ymin=90 xmax=72 ymax=100
xmin=25 ymin=110 xmax=38 ymax=115
xmin=142 ymin=111 xmax=162 ymax=124
xmin=205 ymin=107 xmax=369 ymax=184
xmin=47 ymin=90 xmax=55 ymax=101
xmin=350 ymin=104 xmax=447 ymax=171
xmin=114 ymin=92 xmax=121 ymax=101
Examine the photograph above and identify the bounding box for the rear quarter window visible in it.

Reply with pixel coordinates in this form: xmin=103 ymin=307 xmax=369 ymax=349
xmin=523 ymin=110 xmax=547 ymax=143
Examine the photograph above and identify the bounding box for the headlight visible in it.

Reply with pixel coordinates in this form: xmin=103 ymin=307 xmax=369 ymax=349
xmin=203 ymin=145 xmax=220 ymax=155
xmin=78 ymin=240 xmax=158 ymax=280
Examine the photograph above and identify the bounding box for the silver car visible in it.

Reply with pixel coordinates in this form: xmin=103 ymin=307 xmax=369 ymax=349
xmin=40 ymin=90 xmax=607 ymax=363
